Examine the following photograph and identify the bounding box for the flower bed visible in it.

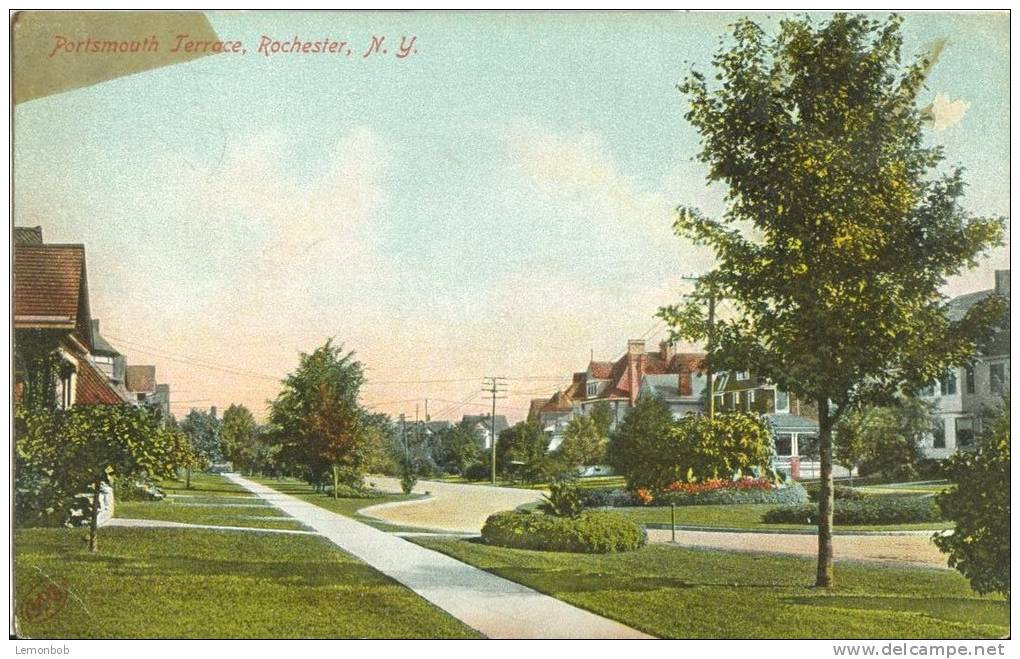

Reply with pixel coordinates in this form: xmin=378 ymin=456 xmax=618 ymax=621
xmin=481 ymin=510 xmax=646 ymax=553
xmin=763 ymin=495 xmax=942 ymax=525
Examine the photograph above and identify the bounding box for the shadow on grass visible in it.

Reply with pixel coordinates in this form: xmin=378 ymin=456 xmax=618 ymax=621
xmin=785 ymin=595 xmax=1009 ymax=627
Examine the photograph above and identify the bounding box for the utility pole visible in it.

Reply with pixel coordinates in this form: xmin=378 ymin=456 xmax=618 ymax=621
xmin=482 ymin=376 xmax=508 ymax=484
xmin=399 ymin=413 xmax=407 ymax=463
xmin=681 ymin=274 xmax=718 ymax=419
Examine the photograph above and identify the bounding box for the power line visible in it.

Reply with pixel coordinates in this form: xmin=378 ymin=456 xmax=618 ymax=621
xmin=105 ymin=335 xmax=281 ymax=381
xmin=482 ymin=376 xmax=508 ymax=484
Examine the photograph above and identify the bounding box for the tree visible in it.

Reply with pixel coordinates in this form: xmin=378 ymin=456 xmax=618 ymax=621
xmin=935 ymin=395 xmax=1009 ymax=599
xmin=833 ymin=396 xmax=933 ymax=482
xmin=179 ymin=409 xmax=222 ymax=488
xmin=438 ymin=420 xmax=485 ymax=475
xmin=60 ymin=404 xmax=184 ymax=551
xmin=268 ymin=340 xmax=367 ymax=497
xmin=557 ymin=414 xmax=608 ymax=469
xmin=496 ymin=421 xmax=552 ymax=483
xmin=589 ymin=400 xmax=615 ymax=436
xmin=220 ymin=404 xmax=258 ymax=474
xmin=661 ymin=14 xmax=1004 ymax=586
xmin=608 ymin=394 xmax=675 ymax=489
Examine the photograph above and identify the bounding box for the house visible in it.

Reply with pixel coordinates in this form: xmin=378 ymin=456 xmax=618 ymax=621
xmin=461 ymin=414 xmax=509 ymax=450
xmin=713 ymin=371 xmax=850 ymax=479
xmin=920 ymin=270 xmax=1010 ymax=458
xmin=14 ymin=240 xmax=129 ymax=408
xmin=528 ymin=390 xmax=574 ymax=451
xmin=569 ymin=339 xmax=705 ymax=427
xmin=125 ymin=364 xmax=172 ymax=422
xmin=639 ymin=354 xmax=708 ymax=419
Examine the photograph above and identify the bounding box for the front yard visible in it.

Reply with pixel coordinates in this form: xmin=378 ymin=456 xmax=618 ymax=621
xmin=413 ymin=537 xmax=1008 ymax=639
xmin=12 ymin=473 xmax=480 ymax=639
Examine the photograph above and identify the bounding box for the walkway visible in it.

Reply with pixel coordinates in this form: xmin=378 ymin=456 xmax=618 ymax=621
xmin=360 ymin=476 xmax=545 ymax=533
xmin=224 ymin=473 xmax=651 ymax=639
xmin=646 ymin=528 xmax=950 ymax=569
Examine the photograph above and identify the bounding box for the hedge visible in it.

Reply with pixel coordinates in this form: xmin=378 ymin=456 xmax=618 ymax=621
xmin=583 ymin=481 xmax=809 ymax=508
xmin=481 ymin=510 xmax=646 ymax=553
xmin=762 ymin=496 xmax=942 ymax=525
xmin=804 ymin=483 xmax=867 ymax=502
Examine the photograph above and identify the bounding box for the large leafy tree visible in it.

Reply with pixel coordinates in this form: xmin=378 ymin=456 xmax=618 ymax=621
xmin=607 ymin=394 xmax=675 ymax=489
xmin=496 ymin=421 xmax=552 ymax=483
xmin=220 ymin=404 xmax=258 ymax=474
xmin=662 ymin=14 xmax=1004 ymax=586
xmin=557 ymin=414 xmax=608 ymax=469
xmin=438 ymin=420 xmax=485 ymax=475
xmin=268 ymin=340 xmax=367 ymax=497
xmin=179 ymin=408 xmax=222 ymax=487
xmin=833 ymin=395 xmax=933 ymax=482
xmin=935 ymin=395 xmax=1009 ymax=598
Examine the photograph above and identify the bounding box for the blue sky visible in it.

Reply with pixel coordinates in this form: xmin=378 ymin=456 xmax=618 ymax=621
xmin=14 ymin=11 xmax=1010 ymax=420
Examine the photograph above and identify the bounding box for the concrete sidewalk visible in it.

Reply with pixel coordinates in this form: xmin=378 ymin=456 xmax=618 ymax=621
xmin=224 ymin=473 xmax=651 ymax=639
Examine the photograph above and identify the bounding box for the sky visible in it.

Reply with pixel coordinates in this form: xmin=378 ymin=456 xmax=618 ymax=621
xmin=13 ymin=11 xmax=1011 ymax=423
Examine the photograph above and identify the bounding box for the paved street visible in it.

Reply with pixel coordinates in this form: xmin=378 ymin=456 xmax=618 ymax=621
xmin=225 ymin=473 xmax=651 ymax=639
xmin=361 ymin=476 xmax=546 ymax=533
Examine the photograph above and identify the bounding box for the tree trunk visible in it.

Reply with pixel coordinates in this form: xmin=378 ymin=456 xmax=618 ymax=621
xmin=186 ymin=468 xmax=192 ymax=489
xmin=332 ymin=465 xmax=339 ymax=500
xmin=815 ymin=398 xmax=834 ymax=587
xmin=88 ymin=480 xmax=101 ymax=553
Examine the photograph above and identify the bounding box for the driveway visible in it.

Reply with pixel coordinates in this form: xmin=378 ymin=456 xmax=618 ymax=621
xmin=361 ymin=476 xmax=545 ymax=533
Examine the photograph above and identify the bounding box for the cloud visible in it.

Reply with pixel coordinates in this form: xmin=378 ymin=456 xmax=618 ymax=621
xmin=925 ymin=93 xmax=970 ymax=132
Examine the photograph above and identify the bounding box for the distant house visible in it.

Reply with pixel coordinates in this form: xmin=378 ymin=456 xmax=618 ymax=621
xmin=14 ymin=239 xmax=129 ymax=408
xmin=461 ymin=414 xmax=509 ymax=450
xmin=528 ymin=390 xmax=574 ymax=451
xmin=713 ymin=371 xmax=852 ymax=480
xmin=920 ymin=270 xmax=1010 ymax=458
xmin=126 ymin=365 xmax=171 ymax=422
xmin=569 ymin=339 xmax=705 ymax=428
xmin=639 ymin=354 xmax=708 ymax=419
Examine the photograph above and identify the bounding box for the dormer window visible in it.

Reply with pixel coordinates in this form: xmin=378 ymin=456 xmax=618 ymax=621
xmin=774 ymin=389 xmax=790 ymax=414
xmin=587 ymin=381 xmax=599 ymax=397
xmin=736 ymin=371 xmax=750 ymax=381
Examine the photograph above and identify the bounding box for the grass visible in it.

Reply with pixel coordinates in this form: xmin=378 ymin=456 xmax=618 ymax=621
xmin=606 ymin=503 xmax=950 ymax=533
xmin=248 ymin=476 xmax=437 ymax=533
xmin=431 ymin=474 xmax=625 ymax=491
xmin=412 ymin=537 xmax=1007 ymax=639
xmin=114 ymin=472 xmax=305 ymax=531
xmin=14 ymin=527 xmax=480 ymax=638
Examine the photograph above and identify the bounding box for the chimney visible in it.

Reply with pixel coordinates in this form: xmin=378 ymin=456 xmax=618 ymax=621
xmin=678 ymin=366 xmax=693 ymax=397
xmin=627 ymin=339 xmax=645 ymax=356
xmin=659 ymin=340 xmax=675 ymax=362
xmin=627 ymin=339 xmax=645 ymax=406
xmin=995 ymin=270 xmax=1010 ymax=298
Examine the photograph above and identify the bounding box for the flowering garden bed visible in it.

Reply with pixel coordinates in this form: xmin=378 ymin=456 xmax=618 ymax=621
xmin=583 ymin=478 xmax=810 ymax=508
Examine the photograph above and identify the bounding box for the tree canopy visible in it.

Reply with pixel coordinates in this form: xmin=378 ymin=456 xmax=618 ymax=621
xmin=659 ymin=13 xmax=1004 ymax=586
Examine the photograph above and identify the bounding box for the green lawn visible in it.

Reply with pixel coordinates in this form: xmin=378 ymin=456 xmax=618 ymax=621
xmin=607 ymin=503 xmax=950 ymax=533
xmin=114 ymin=473 xmax=305 ymax=530
xmin=249 ymin=476 xmax=436 ymax=533
xmin=413 ymin=537 xmax=1007 ymax=639
xmin=431 ymin=474 xmax=624 ymax=491
xmin=14 ymin=527 xmax=480 ymax=638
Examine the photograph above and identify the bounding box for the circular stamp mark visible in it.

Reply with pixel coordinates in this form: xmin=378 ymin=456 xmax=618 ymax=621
xmin=18 ymin=577 xmax=69 ymax=624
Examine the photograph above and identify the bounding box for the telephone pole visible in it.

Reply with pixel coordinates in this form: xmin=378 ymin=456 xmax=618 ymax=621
xmin=482 ymin=376 xmax=508 ymax=484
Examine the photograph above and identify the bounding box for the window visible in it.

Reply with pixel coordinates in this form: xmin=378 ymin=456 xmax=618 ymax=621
xmin=956 ymin=417 xmax=975 ymax=448
xmin=990 ymin=363 xmax=1006 ymax=394
xmin=920 ymin=382 xmax=936 ymax=397
xmin=940 ymin=371 xmax=957 ymax=396
xmin=774 ymin=434 xmax=793 ymax=456
xmin=58 ymin=361 xmax=76 ymax=409
xmin=714 ymin=373 xmax=728 ymax=392
xmin=587 ymin=381 xmax=599 ymax=397
xmin=798 ymin=434 xmax=819 ymax=459
xmin=774 ymin=389 xmax=790 ymax=413
xmin=932 ymin=419 xmax=946 ymax=449
xmin=965 ymin=366 xmax=976 ymax=394
xmin=736 ymin=371 xmax=750 ymax=381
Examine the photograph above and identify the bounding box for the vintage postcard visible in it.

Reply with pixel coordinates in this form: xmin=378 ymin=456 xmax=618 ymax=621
xmin=9 ymin=8 xmax=1011 ymax=649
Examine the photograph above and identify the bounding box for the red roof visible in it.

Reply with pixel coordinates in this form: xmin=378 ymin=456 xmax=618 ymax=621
xmin=126 ymin=365 xmax=157 ymax=393
xmin=588 ymin=361 xmax=614 ymax=379
xmin=14 ymin=244 xmax=92 ymax=346
xmin=76 ymin=355 xmax=124 ymax=405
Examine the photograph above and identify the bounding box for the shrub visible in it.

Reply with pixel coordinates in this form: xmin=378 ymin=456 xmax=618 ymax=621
xmin=584 ymin=481 xmax=809 ymax=507
xmin=581 ymin=488 xmax=640 ymax=508
xmin=804 ymin=482 xmax=867 ymax=502
xmin=539 ymin=478 xmax=585 ymax=518
xmin=934 ymin=396 xmax=1009 ymax=598
xmin=463 ymin=463 xmax=490 ymax=482
xmin=763 ymin=496 xmax=941 ymax=526
xmin=481 ymin=510 xmax=645 ymax=553
xmin=113 ymin=479 xmax=165 ymax=502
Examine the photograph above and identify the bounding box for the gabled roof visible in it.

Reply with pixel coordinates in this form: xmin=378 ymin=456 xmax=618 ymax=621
xmin=588 ymin=361 xmax=614 ymax=379
xmin=462 ymin=414 xmax=509 ymax=436
xmin=76 ymin=356 xmax=127 ymax=405
xmin=90 ymin=320 xmax=120 ymax=357
xmin=766 ymin=413 xmax=819 ymax=433
xmin=14 ymin=244 xmax=93 ymax=348
xmin=14 ymin=226 xmax=43 ymax=245
xmin=125 ymin=365 xmax=156 ymax=393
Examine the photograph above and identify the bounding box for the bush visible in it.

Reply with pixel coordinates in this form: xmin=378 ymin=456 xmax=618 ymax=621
xmin=324 ymin=482 xmax=380 ymax=499
xmin=481 ymin=510 xmax=646 ymax=553
xmin=539 ymin=478 xmax=585 ymax=518
xmin=804 ymin=482 xmax=867 ymax=502
xmin=114 ymin=479 xmax=165 ymax=502
xmin=582 ymin=488 xmax=641 ymax=508
xmin=463 ymin=463 xmax=490 ymax=482
xmin=763 ymin=496 xmax=941 ymax=526
xmin=934 ymin=396 xmax=1009 ymax=598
